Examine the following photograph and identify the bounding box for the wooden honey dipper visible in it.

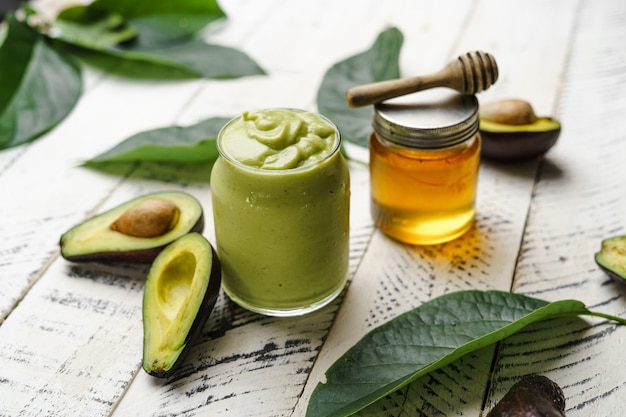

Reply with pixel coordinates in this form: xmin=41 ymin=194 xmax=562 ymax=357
xmin=345 ymin=51 xmax=498 ymax=107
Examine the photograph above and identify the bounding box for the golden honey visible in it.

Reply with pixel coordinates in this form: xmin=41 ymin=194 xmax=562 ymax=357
xmin=369 ymin=90 xmax=481 ymax=245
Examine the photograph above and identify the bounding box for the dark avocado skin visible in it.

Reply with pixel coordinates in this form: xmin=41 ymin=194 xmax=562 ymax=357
xmin=486 ymin=375 xmax=566 ymax=417
xmin=60 ymin=214 xmax=204 ymax=264
xmin=595 ymin=251 xmax=626 ymax=285
xmin=145 ymin=243 xmax=221 ymax=378
xmin=594 ymin=235 xmax=626 ymax=285
xmin=597 ymin=263 xmax=626 ymax=284
xmin=479 ymin=116 xmax=561 ymax=161
xmin=480 ymin=128 xmax=561 ymax=161
xmin=59 ymin=190 xmax=205 ymax=264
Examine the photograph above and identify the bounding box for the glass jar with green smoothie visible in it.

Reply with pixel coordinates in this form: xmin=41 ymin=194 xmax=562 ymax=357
xmin=210 ymin=108 xmax=350 ymax=316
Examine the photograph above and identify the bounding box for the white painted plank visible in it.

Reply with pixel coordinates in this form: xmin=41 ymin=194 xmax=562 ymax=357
xmin=0 ymin=159 xmax=372 ymax=417
xmin=0 ymin=60 xmax=211 ymax=321
xmin=0 ymin=260 xmax=145 ymax=416
xmin=2 ymin=0 xmax=624 ymax=417
xmin=294 ymin=0 xmax=580 ymax=415
xmin=0 ymin=163 xmax=216 ymax=416
xmin=3 ymin=0 xmax=386 ymax=415
xmin=180 ymin=0 xmax=477 ymax=122
xmin=462 ymin=0 xmax=578 ymax=116
xmin=486 ymin=0 xmax=626 ymax=415
xmin=115 ymin=1 xmax=484 ymax=416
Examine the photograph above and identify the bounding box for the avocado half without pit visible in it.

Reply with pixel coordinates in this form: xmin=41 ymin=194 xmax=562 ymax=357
xmin=60 ymin=191 xmax=204 ymax=263
xmin=142 ymin=232 xmax=221 ymax=378
xmin=479 ymin=98 xmax=561 ymax=161
xmin=595 ymin=235 xmax=626 ymax=284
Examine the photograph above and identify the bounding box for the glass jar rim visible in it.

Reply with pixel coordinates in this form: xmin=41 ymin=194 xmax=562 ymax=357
xmin=217 ymin=108 xmax=342 ymax=174
xmin=372 ymin=89 xmax=479 ymax=149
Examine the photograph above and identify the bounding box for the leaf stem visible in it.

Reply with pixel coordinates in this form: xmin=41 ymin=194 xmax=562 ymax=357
xmin=584 ymin=311 xmax=626 ymax=325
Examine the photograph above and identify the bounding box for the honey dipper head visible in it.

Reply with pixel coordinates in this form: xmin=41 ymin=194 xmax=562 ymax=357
xmin=457 ymin=51 xmax=499 ymax=94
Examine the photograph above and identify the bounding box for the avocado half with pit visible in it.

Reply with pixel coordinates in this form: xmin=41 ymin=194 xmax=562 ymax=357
xmin=479 ymin=98 xmax=561 ymax=161
xmin=480 ymin=118 xmax=561 ymax=160
xmin=60 ymin=191 xmax=204 ymax=263
xmin=142 ymin=232 xmax=221 ymax=378
xmin=595 ymin=235 xmax=626 ymax=284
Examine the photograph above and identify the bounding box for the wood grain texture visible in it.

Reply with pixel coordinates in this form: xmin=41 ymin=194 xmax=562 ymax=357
xmin=295 ymin=1 xmax=580 ymax=415
xmin=1 ymin=0 xmax=626 ymax=416
xmin=0 ymin=260 xmax=146 ymax=416
xmin=487 ymin=0 xmax=626 ymax=415
xmin=0 ymin=77 xmax=203 ymax=321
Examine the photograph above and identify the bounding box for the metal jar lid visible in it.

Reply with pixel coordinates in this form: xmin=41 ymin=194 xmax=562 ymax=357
xmin=372 ymin=88 xmax=479 ymax=149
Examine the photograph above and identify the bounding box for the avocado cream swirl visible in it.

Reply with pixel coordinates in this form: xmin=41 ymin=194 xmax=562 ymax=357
xmin=219 ymin=109 xmax=338 ymax=170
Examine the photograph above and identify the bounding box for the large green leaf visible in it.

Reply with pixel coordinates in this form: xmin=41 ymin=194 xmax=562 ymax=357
xmin=52 ymin=3 xmax=223 ymax=50
xmin=89 ymin=0 xmax=225 ymax=20
xmin=51 ymin=5 xmax=137 ymax=50
xmin=306 ymin=290 xmax=626 ymax=417
xmin=51 ymin=1 xmax=264 ymax=79
xmin=84 ymin=116 xmax=232 ymax=165
xmin=49 ymin=0 xmax=263 ymax=79
xmin=127 ymin=14 xmax=220 ymax=46
xmin=317 ymin=27 xmax=403 ymax=148
xmin=112 ymin=38 xmax=266 ymax=79
xmin=0 ymin=15 xmax=82 ymax=150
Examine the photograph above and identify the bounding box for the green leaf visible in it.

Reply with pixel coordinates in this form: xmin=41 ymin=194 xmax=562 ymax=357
xmin=52 ymin=5 xmax=223 ymax=51
xmin=51 ymin=5 xmax=137 ymax=50
xmin=84 ymin=116 xmax=232 ymax=165
xmin=51 ymin=2 xmax=264 ymax=79
xmin=306 ymin=290 xmax=626 ymax=417
xmin=89 ymin=0 xmax=225 ymax=20
xmin=128 ymin=14 xmax=220 ymax=46
xmin=50 ymin=0 xmax=263 ymax=79
xmin=0 ymin=15 xmax=82 ymax=150
xmin=316 ymin=27 xmax=403 ymax=148
xmin=113 ymin=38 xmax=266 ymax=79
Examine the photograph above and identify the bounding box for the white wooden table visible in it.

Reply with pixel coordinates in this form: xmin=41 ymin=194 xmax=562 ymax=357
xmin=2 ymin=0 xmax=626 ymax=415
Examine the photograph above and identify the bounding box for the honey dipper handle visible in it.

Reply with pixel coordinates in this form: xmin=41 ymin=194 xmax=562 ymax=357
xmin=344 ymin=51 xmax=498 ymax=108
xmin=345 ymin=73 xmax=445 ymax=108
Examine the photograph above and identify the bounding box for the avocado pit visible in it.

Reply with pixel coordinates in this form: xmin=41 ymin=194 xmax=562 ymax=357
xmin=479 ymin=98 xmax=561 ymax=161
xmin=110 ymin=198 xmax=180 ymax=238
xmin=480 ymin=98 xmax=537 ymax=125
xmin=60 ymin=191 xmax=204 ymax=263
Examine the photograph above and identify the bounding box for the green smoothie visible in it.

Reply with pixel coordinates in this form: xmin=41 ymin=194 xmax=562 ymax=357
xmin=210 ymin=109 xmax=350 ymax=316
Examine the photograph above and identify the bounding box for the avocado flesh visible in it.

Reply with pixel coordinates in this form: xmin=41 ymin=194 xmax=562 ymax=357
xmin=60 ymin=191 xmax=204 ymax=263
xmin=479 ymin=117 xmax=561 ymax=161
xmin=480 ymin=117 xmax=560 ymax=133
xmin=143 ymin=232 xmax=221 ymax=378
xmin=595 ymin=235 xmax=626 ymax=283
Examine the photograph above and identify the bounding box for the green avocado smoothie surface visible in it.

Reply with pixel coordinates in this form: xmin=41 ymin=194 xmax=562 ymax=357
xmin=211 ymin=109 xmax=350 ymax=316
xmin=219 ymin=108 xmax=339 ymax=170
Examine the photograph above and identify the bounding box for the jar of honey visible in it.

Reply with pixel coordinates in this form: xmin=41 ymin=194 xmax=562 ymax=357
xmin=369 ymin=89 xmax=480 ymax=245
